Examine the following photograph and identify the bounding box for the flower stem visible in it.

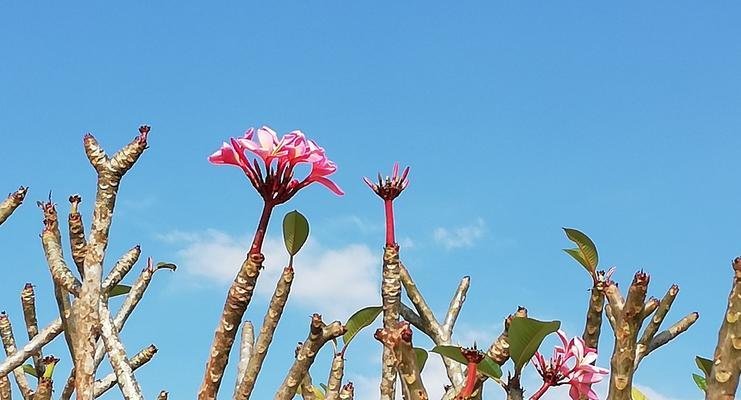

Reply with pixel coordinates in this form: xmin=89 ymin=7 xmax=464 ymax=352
xmin=529 ymin=382 xmax=551 ymax=400
xmin=384 ymin=200 xmax=395 ymax=246
xmin=461 ymin=362 xmax=478 ymax=398
xmin=250 ymin=202 xmax=274 ymax=254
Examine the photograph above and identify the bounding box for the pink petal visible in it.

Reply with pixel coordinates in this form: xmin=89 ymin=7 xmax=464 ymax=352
xmin=312 ymin=176 xmax=344 ymax=195
xmin=208 ymin=142 xmax=244 ymax=168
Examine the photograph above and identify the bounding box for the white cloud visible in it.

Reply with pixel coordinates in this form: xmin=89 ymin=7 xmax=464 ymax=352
xmin=161 ymin=229 xmax=380 ymax=320
xmin=433 ymin=218 xmax=486 ymax=249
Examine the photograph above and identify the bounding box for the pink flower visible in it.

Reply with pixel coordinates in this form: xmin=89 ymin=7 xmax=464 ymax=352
xmin=530 ymin=331 xmax=609 ymax=400
xmin=208 ymin=126 xmax=343 ymax=203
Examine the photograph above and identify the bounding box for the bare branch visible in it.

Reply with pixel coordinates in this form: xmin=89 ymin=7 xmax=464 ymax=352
xmin=235 ymin=266 xmax=294 ymax=399
xmin=374 ymin=321 xmax=427 ymax=400
xmin=0 ymin=374 xmax=10 ymax=400
xmin=705 ymin=258 xmax=741 ymax=399
xmin=0 ymin=187 xmax=28 ymax=227
xmin=325 ymin=353 xmax=345 ymax=400
xmin=442 ymin=276 xmax=470 ymax=336
xmin=74 ymin=128 xmax=149 ymax=400
xmin=19 ymin=284 xmax=42 ymax=377
xmin=0 ymin=319 xmax=63 ymax=378
xmin=274 ymin=314 xmax=345 ymax=400
xmin=233 ymin=321 xmax=254 ymax=395
xmin=93 ymin=345 xmax=157 ymax=398
xmin=68 ymin=194 xmax=87 ymax=276
xmin=39 ymin=201 xmax=82 ymax=296
xmin=380 ymin=245 xmax=402 ymax=400
xmin=99 ymin=302 xmax=143 ymax=399
xmin=199 ymin=252 xmax=263 ymax=400
xmin=156 ymin=391 xmax=168 ymax=400
xmin=101 ymin=245 xmax=142 ymax=294
xmin=0 ymin=313 xmax=33 ymax=400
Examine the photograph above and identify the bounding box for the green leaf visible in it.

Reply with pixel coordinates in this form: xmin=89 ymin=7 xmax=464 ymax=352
xmin=319 ymin=383 xmax=328 ymax=394
xmin=477 ymin=356 xmax=503 ymax=379
xmin=696 ymin=356 xmax=713 ymax=378
xmin=283 ymin=210 xmax=310 ymax=256
xmin=507 ymin=317 xmax=561 ymax=373
xmin=155 ymin=262 xmax=177 ymax=271
xmin=108 ymin=284 xmax=132 ymax=297
xmin=692 ymin=373 xmax=708 ymax=392
xmin=413 ymin=347 xmax=428 ymax=372
xmin=343 ymin=306 xmax=383 ymax=346
xmin=563 ymin=228 xmax=599 ymax=274
xmin=430 ymin=345 xmax=502 ymax=379
xmin=22 ymin=364 xmax=37 ymax=377
xmin=631 ymin=387 xmax=649 ymax=400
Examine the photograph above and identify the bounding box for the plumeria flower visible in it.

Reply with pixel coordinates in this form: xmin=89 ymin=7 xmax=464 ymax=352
xmin=530 ymin=330 xmax=609 ymax=400
xmin=209 ymin=126 xmax=344 ymax=202
xmin=209 ymin=125 xmax=343 ymax=253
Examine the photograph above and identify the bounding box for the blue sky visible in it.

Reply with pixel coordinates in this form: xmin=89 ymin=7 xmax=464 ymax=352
xmin=2 ymin=2 xmax=741 ymax=399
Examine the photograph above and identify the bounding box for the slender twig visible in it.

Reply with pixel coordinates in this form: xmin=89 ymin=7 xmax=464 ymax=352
xmin=0 ymin=187 xmax=27 ymax=226
xmin=442 ymin=276 xmax=470 ymax=336
xmin=705 ymin=258 xmax=741 ymax=399
xmin=19 ymin=284 xmax=42 ymax=378
xmin=0 ymin=313 xmax=33 ymax=400
xmin=199 ymin=252 xmax=264 ymax=400
xmin=274 ymin=314 xmax=345 ymax=400
xmin=92 ymin=345 xmax=157 ymax=398
xmin=234 ymin=266 xmax=294 ymax=399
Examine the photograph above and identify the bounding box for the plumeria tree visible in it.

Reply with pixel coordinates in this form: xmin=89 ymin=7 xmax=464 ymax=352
xmin=0 ymin=124 xmax=739 ymax=400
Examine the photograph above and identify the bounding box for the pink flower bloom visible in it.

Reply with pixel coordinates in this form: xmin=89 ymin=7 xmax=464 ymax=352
xmin=530 ymin=331 xmax=609 ymax=400
xmin=208 ymin=126 xmax=343 ymax=203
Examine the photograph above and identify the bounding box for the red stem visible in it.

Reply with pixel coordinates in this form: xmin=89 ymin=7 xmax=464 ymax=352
xmin=529 ymin=382 xmax=551 ymax=400
xmin=384 ymin=199 xmax=395 ymax=246
xmin=461 ymin=362 xmax=477 ymax=398
xmin=249 ymin=202 xmax=274 ymax=254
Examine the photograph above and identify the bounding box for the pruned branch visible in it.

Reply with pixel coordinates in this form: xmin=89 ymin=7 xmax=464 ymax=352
xmin=374 ymin=321 xmax=427 ymax=400
xmin=93 ymin=345 xmax=157 ymax=398
xmin=234 ymin=266 xmax=294 ymax=399
xmin=39 ymin=201 xmax=82 ymax=296
xmin=0 ymin=187 xmax=27 ymax=227
xmin=68 ymin=194 xmax=87 ymax=276
xmin=0 ymin=313 xmax=33 ymax=400
xmin=73 ymin=127 xmax=149 ymax=400
xmin=233 ymin=321 xmax=254 ymax=396
xmin=399 ymin=262 xmax=466 ymax=390
xmin=199 ymin=252 xmax=264 ymax=400
xmin=705 ymin=258 xmax=741 ymax=399
xmin=605 ymin=271 xmax=697 ymax=400
xmin=325 ymin=353 xmax=345 ymax=400
xmin=0 ymin=319 xmax=63 ymax=378
xmin=380 ymin=244 xmax=402 ymax=400
xmin=274 ymin=314 xmax=345 ymax=400
xmin=19 ymin=284 xmax=42 ymax=378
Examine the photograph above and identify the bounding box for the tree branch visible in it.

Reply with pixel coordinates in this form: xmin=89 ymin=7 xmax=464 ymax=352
xmin=0 ymin=313 xmax=33 ymax=400
xmin=705 ymin=258 xmax=741 ymax=399
xmin=0 ymin=187 xmax=27 ymax=227
xmin=274 ymin=314 xmax=345 ymax=400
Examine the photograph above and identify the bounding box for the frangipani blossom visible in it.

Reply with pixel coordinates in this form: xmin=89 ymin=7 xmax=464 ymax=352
xmin=530 ymin=331 xmax=609 ymax=400
xmin=208 ymin=125 xmax=343 ymax=253
xmin=208 ymin=125 xmax=343 ymax=202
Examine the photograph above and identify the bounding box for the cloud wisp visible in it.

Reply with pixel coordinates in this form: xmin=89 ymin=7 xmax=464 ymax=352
xmin=433 ymin=218 xmax=486 ymax=249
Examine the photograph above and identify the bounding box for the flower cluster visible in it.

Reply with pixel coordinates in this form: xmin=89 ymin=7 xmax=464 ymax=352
xmin=209 ymin=126 xmax=343 ymax=204
xmin=531 ymin=331 xmax=608 ymax=400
